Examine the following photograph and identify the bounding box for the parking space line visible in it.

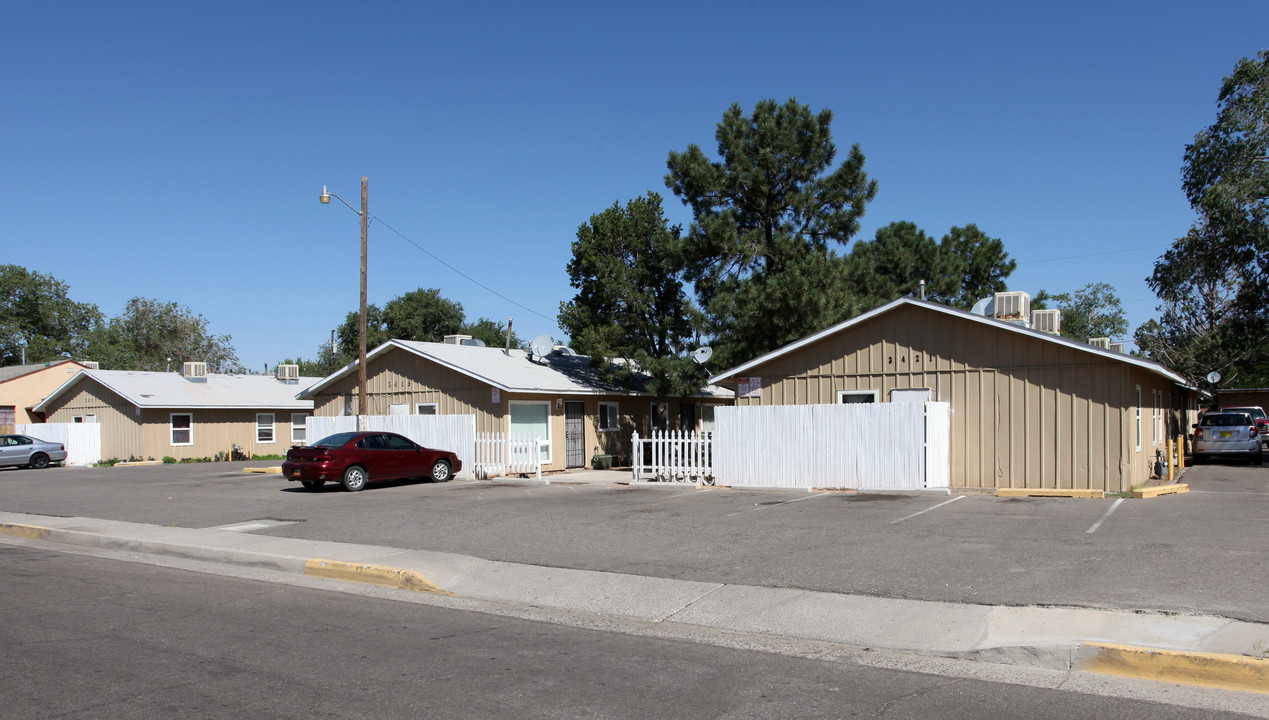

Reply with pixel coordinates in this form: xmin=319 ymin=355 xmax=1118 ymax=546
xmin=890 ymin=495 xmax=964 ymax=524
xmin=1086 ymin=498 xmax=1124 ymax=534
xmin=725 ymin=493 xmax=828 ymax=517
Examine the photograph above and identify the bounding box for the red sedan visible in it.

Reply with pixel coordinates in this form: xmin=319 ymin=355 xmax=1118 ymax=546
xmin=282 ymin=431 xmax=461 ymax=492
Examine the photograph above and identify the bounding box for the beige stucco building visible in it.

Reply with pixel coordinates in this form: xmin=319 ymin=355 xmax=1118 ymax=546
xmin=0 ymin=360 xmax=87 ymax=430
xmin=708 ymin=298 xmax=1196 ymax=493
xmin=299 ymin=339 xmax=730 ymax=472
xmin=34 ymin=364 xmax=321 ymax=461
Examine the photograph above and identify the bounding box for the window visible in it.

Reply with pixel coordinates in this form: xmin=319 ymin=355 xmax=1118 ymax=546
xmin=416 ymin=403 xmax=438 ymax=415
xmin=0 ymin=405 xmax=14 ymax=426
xmin=838 ymin=390 xmax=878 ymax=404
xmin=598 ymin=402 xmax=619 ymax=432
xmin=73 ymin=414 xmax=97 ymax=423
xmin=291 ymin=413 xmax=308 ymax=444
xmin=509 ymin=401 xmax=551 ymax=463
xmin=171 ymin=413 xmax=193 ymax=446
xmin=256 ymin=413 xmax=275 ymax=443
xmin=1135 ymin=386 xmax=1142 ymax=452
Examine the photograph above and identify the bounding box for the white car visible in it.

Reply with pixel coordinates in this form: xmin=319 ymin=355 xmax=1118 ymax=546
xmin=0 ymin=434 xmax=68 ymax=469
xmin=1192 ymin=412 xmax=1264 ymax=465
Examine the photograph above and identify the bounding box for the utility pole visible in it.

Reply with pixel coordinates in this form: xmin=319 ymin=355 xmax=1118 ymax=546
xmin=358 ymin=176 xmax=368 ymax=430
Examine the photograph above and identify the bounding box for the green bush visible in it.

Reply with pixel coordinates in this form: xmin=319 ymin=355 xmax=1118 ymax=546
xmin=163 ymin=456 xmax=177 ymax=464
xmin=94 ymin=458 xmax=121 ymax=467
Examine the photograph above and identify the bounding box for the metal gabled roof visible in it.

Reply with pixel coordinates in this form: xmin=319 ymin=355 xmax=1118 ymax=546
xmin=708 ymin=297 xmax=1192 ymax=389
xmin=33 ymin=369 xmax=323 ymax=412
xmin=299 ymin=340 xmax=732 ymax=400
xmin=0 ymin=360 xmax=83 ymax=384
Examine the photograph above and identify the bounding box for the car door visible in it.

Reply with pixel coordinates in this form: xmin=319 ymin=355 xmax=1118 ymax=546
xmin=384 ymin=433 xmax=422 ymax=478
xmin=0 ymin=436 xmax=16 ymax=467
xmin=354 ymin=433 xmax=393 ymax=480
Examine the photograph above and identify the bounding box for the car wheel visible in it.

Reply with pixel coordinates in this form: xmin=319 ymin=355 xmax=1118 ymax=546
xmin=341 ymin=465 xmax=367 ymax=492
xmin=430 ymin=459 xmax=452 ymax=483
xmin=29 ymin=453 xmax=50 ymax=470
xmin=300 ymin=480 xmax=323 ymax=491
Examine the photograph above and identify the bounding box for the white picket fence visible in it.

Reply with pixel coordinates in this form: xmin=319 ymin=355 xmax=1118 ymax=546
xmin=631 ymin=403 xmax=950 ymax=490
xmin=632 ymin=430 xmax=714 ymax=484
xmin=474 ymin=432 xmax=543 ymax=480
xmin=17 ymin=423 xmax=102 ymax=466
xmin=306 ymin=415 xmax=475 ymax=475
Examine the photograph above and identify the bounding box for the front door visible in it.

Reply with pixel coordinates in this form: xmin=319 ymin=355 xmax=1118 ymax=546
xmin=564 ymin=402 xmax=585 ymax=468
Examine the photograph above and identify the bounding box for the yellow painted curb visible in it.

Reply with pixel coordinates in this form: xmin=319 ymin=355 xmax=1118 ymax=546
xmin=243 ymin=466 xmax=282 ymax=474
xmin=0 ymin=522 xmax=53 ymax=541
xmin=997 ymin=488 xmax=1105 ymax=499
xmin=1132 ymin=484 xmax=1190 ymax=499
xmin=304 ymin=558 xmax=455 ymax=596
xmin=1078 ymin=642 xmax=1269 ymax=694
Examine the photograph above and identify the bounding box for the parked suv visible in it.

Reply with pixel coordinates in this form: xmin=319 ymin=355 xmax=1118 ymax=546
xmin=1192 ymin=411 xmax=1264 ymax=465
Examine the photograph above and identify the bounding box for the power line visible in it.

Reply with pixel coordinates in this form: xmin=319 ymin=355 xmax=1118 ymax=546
xmin=369 ymin=215 xmax=555 ymax=323
xmin=1017 ymin=244 xmax=1167 ymax=265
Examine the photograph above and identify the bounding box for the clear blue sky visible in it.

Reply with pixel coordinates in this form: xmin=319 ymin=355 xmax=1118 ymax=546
xmin=5 ymin=2 xmax=1266 ymax=371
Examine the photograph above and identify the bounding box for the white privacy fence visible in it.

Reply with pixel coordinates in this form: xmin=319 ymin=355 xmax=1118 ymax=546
xmin=474 ymin=433 xmax=543 ymax=480
xmin=306 ymin=415 xmax=476 ymax=475
xmin=713 ymin=403 xmax=950 ymax=490
xmin=632 ymin=431 xmax=713 ymax=484
xmin=18 ymin=423 xmax=102 ymax=466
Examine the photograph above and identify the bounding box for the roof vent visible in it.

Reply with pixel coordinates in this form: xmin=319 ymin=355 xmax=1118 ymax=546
xmin=1108 ymin=342 xmax=1125 ymax=354
xmin=1088 ymin=337 xmax=1111 ymax=349
xmin=1031 ymin=309 xmax=1061 ymax=335
xmin=182 ymin=361 xmax=208 ymax=381
xmin=443 ymin=334 xmax=473 ymax=345
xmin=276 ymin=363 xmax=300 ymax=382
xmin=80 ymin=360 xmax=100 ymax=370
xmin=993 ymin=291 xmax=1031 ymax=322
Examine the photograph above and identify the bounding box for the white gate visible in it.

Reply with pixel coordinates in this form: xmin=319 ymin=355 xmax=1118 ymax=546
xmin=632 ymin=430 xmax=713 ymax=484
xmin=17 ymin=423 xmax=102 ymax=466
xmin=306 ymin=415 xmax=475 ymax=476
xmin=712 ymin=403 xmax=950 ymax=490
xmin=474 ymin=432 xmax=543 ymax=480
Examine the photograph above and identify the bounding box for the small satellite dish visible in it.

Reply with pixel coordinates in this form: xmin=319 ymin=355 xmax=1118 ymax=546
xmin=530 ymin=334 xmax=554 ymax=361
xmin=692 ymin=346 xmax=713 ymax=365
xmin=461 ymin=338 xmax=486 ymax=347
xmin=552 ymin=345 xmax=577 ymax=356
xmin=1207 ymin=371 xmax=1222 ymax=384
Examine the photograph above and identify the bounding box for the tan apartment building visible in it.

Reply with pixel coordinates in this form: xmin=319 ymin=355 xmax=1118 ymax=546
xmin=34 ymin=363 xmax=321 ymax=461
xmin=0 ymin=360 xmax=87 ymax=430
xmin=299 ymin=339 xmax=730 ymax=472
xmin=707 ymin=297 xmax=1195 ymax=493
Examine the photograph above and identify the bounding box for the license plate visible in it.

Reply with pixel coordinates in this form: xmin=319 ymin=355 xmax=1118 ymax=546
xmin=1219 ymin=431 xmax=1232 ymax=439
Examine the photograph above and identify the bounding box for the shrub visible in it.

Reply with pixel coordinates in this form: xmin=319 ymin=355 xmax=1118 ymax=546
xmin=163 ymin=456 xmax=177 ymax=464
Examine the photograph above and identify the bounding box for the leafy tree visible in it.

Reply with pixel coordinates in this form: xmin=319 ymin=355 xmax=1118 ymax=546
xmin=559 ymin=193 xmax=706 ymax=398
xmin=1181 ymin=49 xmax=1269 ymax=308
xmin=1041 ymin=282 xmax=1128 ymax=342
xmin=940 ymin=224 xmax=1016 ymax=309
xmin=383 ymin=288 xmax=465 ymax=344
xmin=461 ymin=317 xmax=522 ymax=350
xmin=0 ymin=265 xmax=103 ymax=365
xmin=88 ymin=297 xmax=239 ymax=372
xmin=333 ymin=305 xmax=389 ymax=367
xmin=665 ymin=98 xmax=877 ymax=367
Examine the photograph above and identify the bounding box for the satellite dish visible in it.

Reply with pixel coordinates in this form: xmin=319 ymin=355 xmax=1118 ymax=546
xmin=530 ymin=334 xmax=554 ymax=361
xmin=1206 ymin=371 xmax=1221 ymax=384
xmin=461 ymin=338 xmax=486 ymax=347
xmin=692 ymin=346 xmax=713 ymax=365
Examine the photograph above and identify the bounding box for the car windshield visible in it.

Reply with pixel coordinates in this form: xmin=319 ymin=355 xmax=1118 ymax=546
xmin=312 ymin=432 xmax=360 ymax=448
xmin=1201 ymin=414 xmax=1252 ymax=427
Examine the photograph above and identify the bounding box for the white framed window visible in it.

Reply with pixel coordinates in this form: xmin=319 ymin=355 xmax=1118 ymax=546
xmin=73 ymin=414 xmax=97 ymax=423
xmin=509 ymin=401 xmax=551 ymax=463
xmin=1135 ymin=385 xmax=1142 ymax=452
xmin=416 ymin=403 xmax=438 ymax=415
xmin=890 ymin=388 xmax=931 ymax=403
xmin=838 ymin=389 xmax=878 ymax=404
xmin=291 ymin=413 xmax=308 ymax=444
xmin=171 ymin=413 xmax=193 ymax=446
xmin=256 ymin=413 xmax=275 ymax=444
xmin=598 ymin=402 xmax=619 ymax=432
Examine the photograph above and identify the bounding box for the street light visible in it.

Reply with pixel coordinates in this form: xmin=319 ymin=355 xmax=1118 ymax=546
xmin=319 ymin=177 xmax=369 ymax=431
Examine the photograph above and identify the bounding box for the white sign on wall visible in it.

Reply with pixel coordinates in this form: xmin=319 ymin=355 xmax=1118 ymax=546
xmin=491 ymin=388 xmax=500 ymax=404
xmin=737 ymin=376 xmax=762 ymax=399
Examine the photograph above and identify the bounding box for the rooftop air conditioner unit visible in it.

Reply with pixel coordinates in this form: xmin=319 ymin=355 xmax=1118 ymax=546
xmin=993 ymin=291 xmax=1031 ymax=322
xmin=1088 ymin=337 xmax=1111 ymax=349
xmin=182 ymin=361 xmax=208 ymax=380
xmin=80 ymin=360 xmax=100 ymax=370
xmin=276 ymin=363 xmax=300 ymax=382
xmin=443 ymin=334 xmax=473 ymax=345
xmin=1108 ymin=342 xmax=1125 ymax=353
xmin=1031 ymin=309 xmax=1060 ymax=335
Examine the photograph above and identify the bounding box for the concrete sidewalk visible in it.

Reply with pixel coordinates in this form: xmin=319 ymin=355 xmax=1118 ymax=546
xmin=2 ymin=509 xmax=1267 ymax=695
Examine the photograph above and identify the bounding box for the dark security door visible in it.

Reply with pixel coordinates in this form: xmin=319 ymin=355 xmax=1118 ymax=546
xmin=564 ymin=401 xmax=585 ymax=468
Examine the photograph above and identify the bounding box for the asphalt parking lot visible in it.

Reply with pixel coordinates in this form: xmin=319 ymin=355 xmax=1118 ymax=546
xmin=2 ymin=460 xmax=1266 ymax=622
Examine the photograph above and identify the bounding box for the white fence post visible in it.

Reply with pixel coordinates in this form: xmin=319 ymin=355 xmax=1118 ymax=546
xmin=630 ymin=429 xmax=714 ymax=485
